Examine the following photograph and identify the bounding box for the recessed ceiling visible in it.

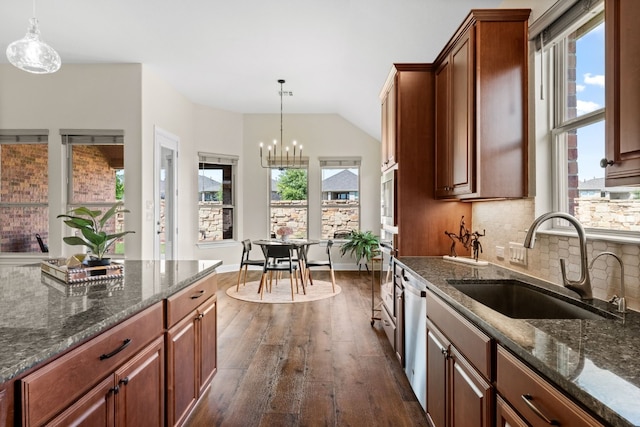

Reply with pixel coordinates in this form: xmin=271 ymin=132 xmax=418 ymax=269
xmin=1 ymin=0 xmax=503 ymax=140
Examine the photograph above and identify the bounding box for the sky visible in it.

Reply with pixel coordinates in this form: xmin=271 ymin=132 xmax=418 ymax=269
xmin=575 ymin=21 xmax=605 ymax=181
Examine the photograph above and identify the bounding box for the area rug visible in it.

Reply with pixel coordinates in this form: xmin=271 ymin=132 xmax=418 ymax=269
xmin=227 ymin=279 xmax=341 ymax=304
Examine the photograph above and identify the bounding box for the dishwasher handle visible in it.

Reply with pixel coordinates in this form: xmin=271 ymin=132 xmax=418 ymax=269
xmin=402 ymin=274 xmax=426 ymax=298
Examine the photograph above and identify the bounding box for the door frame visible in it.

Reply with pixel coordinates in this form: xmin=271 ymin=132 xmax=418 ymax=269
xmin=154 ymin=126 xmax=179 ymax=260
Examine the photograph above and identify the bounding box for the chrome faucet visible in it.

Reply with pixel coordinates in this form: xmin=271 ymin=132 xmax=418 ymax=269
xmin=589 ymin=252 xmax=627 ymax=313
xmin=524 ymin=212 xmax=593 ymax=300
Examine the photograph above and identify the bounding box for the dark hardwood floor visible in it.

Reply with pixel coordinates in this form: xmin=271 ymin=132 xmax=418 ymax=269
xmin=185 ymin=270 xmax=428 ymax=427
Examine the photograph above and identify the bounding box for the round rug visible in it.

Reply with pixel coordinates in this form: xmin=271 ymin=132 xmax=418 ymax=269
xmin=227 ymin=279 xmax=341 ymax=304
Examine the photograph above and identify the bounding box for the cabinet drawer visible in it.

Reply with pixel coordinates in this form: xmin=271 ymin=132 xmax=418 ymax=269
xmin=381 ymin=304 xmax=396 ymax=349
xmin=166 ymin=273 xmax=218 ymax=328
xmin=21 ymin=302 xmax=163 ymax=426
xmin=426 ymin=290 xmax=492 ymax=379
xmin=496 ymin=346 xmax=604 ymax=427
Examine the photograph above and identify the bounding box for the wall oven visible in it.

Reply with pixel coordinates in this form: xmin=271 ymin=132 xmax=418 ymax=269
xmin=381 ymin=167 xmax=398 ymax=234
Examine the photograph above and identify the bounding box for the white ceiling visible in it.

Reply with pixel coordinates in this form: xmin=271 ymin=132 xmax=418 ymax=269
xmin=1 ymin=0 xmax=507 ymax=140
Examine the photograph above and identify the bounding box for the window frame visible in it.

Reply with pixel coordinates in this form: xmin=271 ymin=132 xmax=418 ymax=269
xmin=62 ymin=129 xmax=126 ymax=257
xmin=0 ymin=130 xmax=49 ymax=255
xmin=538 ymin=1 xmax=639 ymax=242
xmin=269 ymin=166 xmax=309 ymax=239
xmin=318 ymin=157 xmax=361 ymax=240
xmin=197 ymin=152 xmax=238 ymax=246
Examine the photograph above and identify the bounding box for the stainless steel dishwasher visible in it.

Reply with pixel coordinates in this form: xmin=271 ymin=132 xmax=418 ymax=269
xmin=402 ymin=270 xmax=427 ymax=411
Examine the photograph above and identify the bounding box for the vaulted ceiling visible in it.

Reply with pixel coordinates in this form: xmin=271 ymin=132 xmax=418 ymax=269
xmin=1 ymin=0 xmax=507 ymax=139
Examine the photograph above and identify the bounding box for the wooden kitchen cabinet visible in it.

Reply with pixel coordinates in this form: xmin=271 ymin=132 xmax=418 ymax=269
xmin=381 ymin=77 xmax=397 ymax=171
xmin=496 ymin=396 xmax=529 ymax=427
xmin=46 ymin=336 xmax=165 ymax=427
xmin=434 ymin=9 xmax=530 ymax=200
xmin=497 ymin=345 xmax=605 ymax=427
xmin=21 ymin=302 xmax=164 ymax=426
xmin=425 ymin=290 xmax=493 ymax=427
xmin=166 ymin=273 xmax=218 ymax=427
xmin=379 ymin=64 xmax=472 ymax=256
xmin=604 ymin=0 xmax=640 ymax=186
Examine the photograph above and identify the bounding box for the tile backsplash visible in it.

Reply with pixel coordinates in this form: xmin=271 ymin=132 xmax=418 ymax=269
xmin=473 ymin=198 xmax=639 ymax=312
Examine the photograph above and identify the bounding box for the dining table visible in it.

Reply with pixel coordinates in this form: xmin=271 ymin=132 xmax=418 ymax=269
xmin=252 ymin=238 xmax=320 ymax=288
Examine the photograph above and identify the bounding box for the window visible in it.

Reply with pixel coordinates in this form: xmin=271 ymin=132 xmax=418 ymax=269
xmin=543 ymin=2 xmax=637 ymax=233
xmin=319 ymin=157 xmax=360 ymax=239
xmin=270 ymin=168 xmax=308 ymax=238
xmin=198 ymin=153 xmax=237 ymax=242
xmin=0 ymin=130 xmax=49 ymax=253
xmin=62 ymin=130 xmax=126 ymax=255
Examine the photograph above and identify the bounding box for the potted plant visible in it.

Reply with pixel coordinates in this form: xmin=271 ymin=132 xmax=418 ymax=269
xmin=339 ymin=230 xmax=380 ymax=267
xmin=57 ymin=201 xmax=134 ymax=266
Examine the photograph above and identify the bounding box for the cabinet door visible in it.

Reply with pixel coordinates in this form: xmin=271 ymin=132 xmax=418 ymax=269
xmin=115 ymin=336 xmax=165 ymax=427
xmin=167 ymin=313 xmax=198 ymax=427
xmin=426 ymin=322 xmax=448 ymax=427
xmin=450 ymin=347 xmax=492 ymax=427
xmin=496 ymin=396 xmax=528 ymax=427
xmin=46 ymin=377 xmax=115 ymax=427
xmin=382 ymin=82 xmax=397 ymax=171
xmin=450 ymin=28 xmax=474 ymax=197
xmin=435 ymin=59 xmax=452 ymax=198
xmin=604 ymin=0 xmax=640 ymax=185
xmin=198 ymin=296 xmax=217 ymax=395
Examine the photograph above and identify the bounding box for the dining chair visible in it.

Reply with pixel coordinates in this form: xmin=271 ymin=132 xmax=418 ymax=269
xmin=259 ymin=244 xmax=303 ymax=300
xmin=305 ymin=240 xmax=336 ymax=293
xmin=236 ymin=239 xmax=265 ymax=292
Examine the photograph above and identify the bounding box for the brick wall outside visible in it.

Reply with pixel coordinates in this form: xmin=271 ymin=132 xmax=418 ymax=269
xmin=0 ymin=144 xmax=48 ymax=252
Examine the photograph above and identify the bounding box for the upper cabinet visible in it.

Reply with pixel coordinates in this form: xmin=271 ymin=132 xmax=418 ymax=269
xmin=604 ymin=0 xmax=640 ymax=186
xmin=381 ymin=77 xmax=397 ymax=171
xmin=435 ymin=9 xmax=530 ymax=200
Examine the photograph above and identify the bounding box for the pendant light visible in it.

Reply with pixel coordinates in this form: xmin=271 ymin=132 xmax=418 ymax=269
xmin=6 ymin=0 xmax=61 ymax=74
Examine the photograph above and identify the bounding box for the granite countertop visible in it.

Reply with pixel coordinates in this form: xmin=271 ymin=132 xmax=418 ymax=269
xmin=396 ymin=256 xmax=640 ymax=427
xmin=0 ymin=259 xmax=222 ymax=384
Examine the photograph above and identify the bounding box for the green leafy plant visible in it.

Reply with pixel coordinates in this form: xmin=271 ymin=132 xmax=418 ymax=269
xmin=339 ymin=230 xmax=380 ymax=265
xmin=57 ymin=201 xmax=135 ymax=260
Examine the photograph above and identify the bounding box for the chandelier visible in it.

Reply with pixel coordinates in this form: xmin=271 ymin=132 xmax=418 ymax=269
xmin=6 ymin=0 xmax=61 ymax=74
xmin=259 ymin=79 xmax=304 ymax=169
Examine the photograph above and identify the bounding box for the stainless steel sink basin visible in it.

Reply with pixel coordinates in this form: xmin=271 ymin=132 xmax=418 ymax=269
xmin=447 ymin=279 xmax=613 ymax=320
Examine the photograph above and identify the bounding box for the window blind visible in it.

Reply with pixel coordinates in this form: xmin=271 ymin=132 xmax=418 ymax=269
xmin=318 ymin=157 xmax=361 ymax=167
xmin=198 ymin=152 xmax=239 ymax=165
xmin=530 ymin=0 xmax=603 ymax=49
xmin=0 ymin=129 xmax=49 ymax=144
xmin=60 ymin=129 xmax=124 ymax=144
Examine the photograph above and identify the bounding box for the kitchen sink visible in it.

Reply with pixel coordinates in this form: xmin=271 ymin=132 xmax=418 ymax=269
xmin=447 ymin=279 xmax=614 ymax=320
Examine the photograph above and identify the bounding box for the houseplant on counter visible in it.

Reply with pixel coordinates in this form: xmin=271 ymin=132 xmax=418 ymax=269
xmin=57 ymin=201 xmax=134 ymax=266
xmin=339 ymin=230 xmax=380 ymax=270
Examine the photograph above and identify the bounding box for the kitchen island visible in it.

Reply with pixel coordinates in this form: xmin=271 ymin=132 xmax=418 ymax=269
xmin=0 ymin=259 xmax=221 ymax=426
xmin=396 ymin=257 xmax=640 ymax=427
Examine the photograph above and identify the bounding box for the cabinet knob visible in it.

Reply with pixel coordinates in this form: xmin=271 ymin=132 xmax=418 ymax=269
xmin=600 ymin=158 xmax=615 ymax=168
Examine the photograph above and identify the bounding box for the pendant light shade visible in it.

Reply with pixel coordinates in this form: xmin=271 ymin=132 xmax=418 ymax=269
xmin=6 ymin=13 xmax=61 ymax=74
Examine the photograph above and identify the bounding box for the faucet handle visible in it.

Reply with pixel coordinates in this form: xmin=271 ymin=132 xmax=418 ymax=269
xmin=608 ymin=295 xmax=620 ymax=304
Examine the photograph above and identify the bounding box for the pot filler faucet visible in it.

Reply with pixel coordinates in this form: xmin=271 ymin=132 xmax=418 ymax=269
xmin=523 ymin=212 xmax=593 ymax=300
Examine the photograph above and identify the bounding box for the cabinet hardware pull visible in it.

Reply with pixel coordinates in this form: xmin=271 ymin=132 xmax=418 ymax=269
xmin=100 ymin=338 xmax=132 ymax=360
xmin=109 ymin=385 xmax=120 ymax=395
xmin=521 ymin=394 xmax=559 ymax=425
xmin=191 ymin=290 xmax=205 ymax=299
xmin=119 ymin=377 xmax=129 ymax=386
xmin=600 ymin=158 xmax=615 ymax=168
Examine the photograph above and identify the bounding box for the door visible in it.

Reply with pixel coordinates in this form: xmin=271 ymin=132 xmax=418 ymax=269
xmin=166 ymin=314 xmax=198 ymax=427
xmin=46 ymin=377 xmax=115 ymax=427
xmin=426 ymin=322 xmax=448 ymax=427
xmin=154 ymin=126 xmax=179 ymax=260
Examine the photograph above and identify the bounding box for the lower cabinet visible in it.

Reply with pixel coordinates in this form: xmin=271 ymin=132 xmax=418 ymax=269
xmin=166 ymin=274 xmax=218 ymax=427
xmin=47 ymin=336 xmax=165 ymax=427
xmin=425 ymin=320 xmax=492 ymax=427
xmin=21 ymin=302 xmax=164 ymax=426
xmin=496 ymin=345 xmax=605 ymax=427
xmin=496 ymin=396 xmax=528 ymax=427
